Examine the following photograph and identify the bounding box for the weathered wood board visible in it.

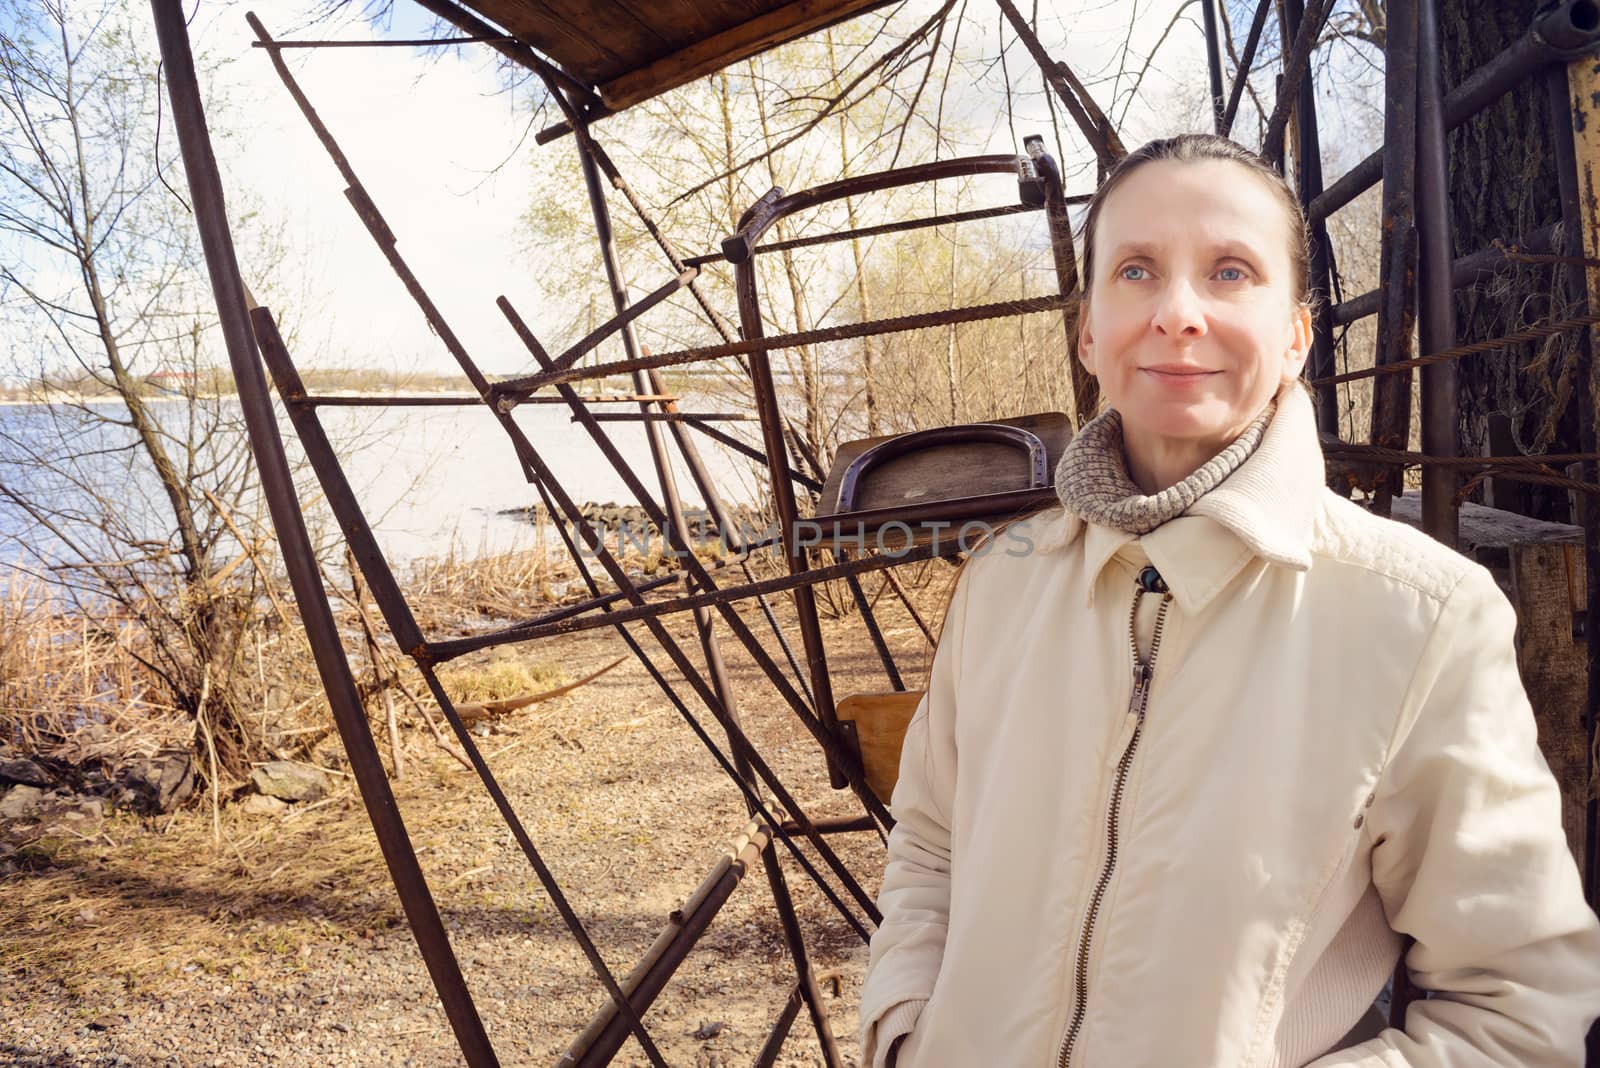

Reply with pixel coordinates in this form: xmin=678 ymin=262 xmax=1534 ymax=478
xmin=836 ymin=690 xmax=923 ymax=803
xmin=1388 ymin=496 xmax=1592 ymax=866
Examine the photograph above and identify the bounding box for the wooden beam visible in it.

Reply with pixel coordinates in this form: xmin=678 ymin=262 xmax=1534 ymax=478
xmin=1508 ymin=543 xmax=1591 ymax=868
xmin=596 ymin=0 xmax=897 ymax=111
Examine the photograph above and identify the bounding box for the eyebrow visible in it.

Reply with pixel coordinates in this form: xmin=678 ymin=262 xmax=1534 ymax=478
xmin=1103 ymin=239 xmax=1271 ymax=266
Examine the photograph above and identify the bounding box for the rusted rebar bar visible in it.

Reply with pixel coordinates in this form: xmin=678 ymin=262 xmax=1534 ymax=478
xmin=682 ymin=202 xmax=1060 ymax=267
xmin=1330 ymin=225 xmax=1558 ymax=325
xmin=1312 ymin=311 xmax=1600 ymax=387
xmin=290 ymin=393 xmax=677 ymax=407
xmin=490 ymin=293 xmax=1074 ymax=396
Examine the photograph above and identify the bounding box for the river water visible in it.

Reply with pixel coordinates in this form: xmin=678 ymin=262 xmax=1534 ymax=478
xmin=0 ymin=394 xmax=761 ymax=575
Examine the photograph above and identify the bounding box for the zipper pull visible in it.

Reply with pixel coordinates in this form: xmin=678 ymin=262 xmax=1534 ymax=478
xmin=1125 ymin=660 xmax=1152 ymax=716
xmin=1137 ymin=565 xmax=1168 ymax=594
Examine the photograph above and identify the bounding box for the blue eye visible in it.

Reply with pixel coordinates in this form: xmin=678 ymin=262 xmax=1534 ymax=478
xmin=1217 ymin=266 xmax=1246 ymax=282
xmin=1120 ymin=265 xmax=1147 ymax=281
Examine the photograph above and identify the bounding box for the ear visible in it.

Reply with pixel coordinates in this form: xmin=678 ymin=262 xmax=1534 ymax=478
xmin=1077 ymin=305 xmax=1098 ymax=377
xmin=1281 ymin=304 xmax=1312 ymax=383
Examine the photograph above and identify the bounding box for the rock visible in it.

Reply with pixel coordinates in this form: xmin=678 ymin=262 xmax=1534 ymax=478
xmin=691 ymin=1020 xmax=727 ymax=1040
xmin=250 ymin=762 xmax=329 ymax=803
xmin=237 ymin=794 xmax=288 ymax=817
xmin=58 ymin=797 xmax=105 ymax=822
xmin=0 ymin=757 xmax=52 ymax=788
xmin=87 ymin=1014 xmax=122 ymax=1031
xmin=117 ymin=750 xmax=196 ymax=814
xmin=39 ymin=796 xmax=106 ymax=834
xmin=0 ymin=784 xmax=44 ymax=820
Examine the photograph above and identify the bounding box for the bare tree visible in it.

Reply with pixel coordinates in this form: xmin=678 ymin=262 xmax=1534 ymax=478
xmin=0 ymin=0 xmax=286 ymax=777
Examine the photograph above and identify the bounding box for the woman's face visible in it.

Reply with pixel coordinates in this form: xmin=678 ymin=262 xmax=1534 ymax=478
xmin=1078 ymin=158 xmax=1311 ymax=451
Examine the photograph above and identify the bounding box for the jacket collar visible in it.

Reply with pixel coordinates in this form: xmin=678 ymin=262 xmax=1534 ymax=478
xmin=1042 ymin=381 xmax=1324 ymax=612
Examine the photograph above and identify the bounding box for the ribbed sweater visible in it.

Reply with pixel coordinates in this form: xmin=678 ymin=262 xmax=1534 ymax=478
xmin=1054 ymin=402 xmax=1275 ymax=532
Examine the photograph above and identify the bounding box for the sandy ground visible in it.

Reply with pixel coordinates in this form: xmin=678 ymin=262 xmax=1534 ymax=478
xmin=3 ymin=573 xmax=946 ymax=1067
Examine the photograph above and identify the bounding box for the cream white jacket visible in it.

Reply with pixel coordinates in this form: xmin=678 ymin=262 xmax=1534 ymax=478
xmin=858 ymin=385 xmax=1600 ymax=1067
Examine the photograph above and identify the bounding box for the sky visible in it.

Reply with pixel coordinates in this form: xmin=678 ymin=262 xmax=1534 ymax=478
xmin=174 ymin=0 xmax=1217 ymax=380
xmin=198 ymin=0 xmax=551 ymax=377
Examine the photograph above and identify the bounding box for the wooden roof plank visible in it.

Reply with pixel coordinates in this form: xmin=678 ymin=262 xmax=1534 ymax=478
xmin=596 ymin=0 xmax=897 ymax=111
xmin=465 ymin=0 xmax=629 ymax=81
xmin=610 ymin=0 xmax=733 ymax=52
xmin=535 ymin=0 xmax=677 ymax=72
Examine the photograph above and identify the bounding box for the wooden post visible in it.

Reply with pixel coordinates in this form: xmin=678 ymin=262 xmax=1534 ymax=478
xmin=1509 ymin=542 xmax=1590 ymax=864
xmin=1565 ymin=32 xmax=1600 ymax=923
xmin=1390 ymin=499 xmax=1591 ymax=865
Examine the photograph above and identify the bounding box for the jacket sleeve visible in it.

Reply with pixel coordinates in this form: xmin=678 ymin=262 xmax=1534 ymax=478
xmin=1306 ymin=565 xmax=1600 ymax=1067
xmin=857 ymin=568 xmax=970 ymax=1068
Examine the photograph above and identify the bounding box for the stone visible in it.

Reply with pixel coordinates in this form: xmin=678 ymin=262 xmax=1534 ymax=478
xmin=117 ymin=750 xmax=196 ymax=814
xmin=0 ymin=785 xmax=44 ymax=820
xmin=237 ymin=794 xmax=288 ymax=817
xmin=249 ymin=762 xmax=329 ymax=803
xmin=0 ymin=758 xmax=52 ymax=788
xmin=75 ymin=797 xmax=106 ymax=820
xmin=39 ymin=796 xmax=106 ymax=834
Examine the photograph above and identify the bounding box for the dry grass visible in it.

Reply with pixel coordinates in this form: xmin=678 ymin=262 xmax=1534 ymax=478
xmin=0 ymin=550 xmax=957 ymax=1064
xmin=0 ymin=575 xmax=191 ymax=765
xmin=0 ymin=538 xmax=947 ymax=977
xmin=435 ymin=652 xmax=568 ymax=705
xmin=0 ymin=784 xmax=402 ymax=1000
xmin=399 ymin=530 xmax=728 ymax=633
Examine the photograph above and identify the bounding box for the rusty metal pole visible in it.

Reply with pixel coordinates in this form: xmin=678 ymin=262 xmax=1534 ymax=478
xmin=1200 ymin=0 xmax=1226 ymax=133
xmin=1282 ymin=0 xmax=1340 ymax=434
xmin=1383 ymin=2 xmax=1425 ymax=1021
xmin=1370 ymin=0 xmax=1420 ymax=518
xmin=571 ymin=130 xmax=753 ymax=770
xmin=735 ymin=264 xmax=850 ymax=793
xmin=146 ymin=3 xmax=497 ymax=1063
xmin=1415 ymin=0 xmax=1460 ymax=546
xmin=1220 ymin=0 xmax=1272 ymax=139
xmin=1029 ymin=140 xmax=1098 ymax=425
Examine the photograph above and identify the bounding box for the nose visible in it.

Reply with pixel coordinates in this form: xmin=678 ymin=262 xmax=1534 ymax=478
xmin=1151 ymin=279 xmax=1207 ymax=338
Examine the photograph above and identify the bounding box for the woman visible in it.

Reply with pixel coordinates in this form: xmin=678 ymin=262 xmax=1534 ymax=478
xmin=857 ymin=134 xmax=1600 ymax=1067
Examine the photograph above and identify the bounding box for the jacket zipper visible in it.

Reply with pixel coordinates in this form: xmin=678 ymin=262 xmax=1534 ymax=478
xmin=1055 ymin=568 xmax=1172 ymax=1068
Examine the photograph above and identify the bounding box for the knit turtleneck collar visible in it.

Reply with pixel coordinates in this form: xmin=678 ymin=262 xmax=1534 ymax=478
xmin=1053 ymin=401 xmax=1277 ymax=535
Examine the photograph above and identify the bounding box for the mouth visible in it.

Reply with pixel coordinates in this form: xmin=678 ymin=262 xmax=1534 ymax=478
xmin=1140 ymin=365 xmax=1221 ymax=379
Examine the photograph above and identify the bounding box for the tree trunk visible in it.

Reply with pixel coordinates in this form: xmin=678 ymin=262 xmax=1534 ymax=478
xmin=1441 ymin=0 xmax=1582 ymax=521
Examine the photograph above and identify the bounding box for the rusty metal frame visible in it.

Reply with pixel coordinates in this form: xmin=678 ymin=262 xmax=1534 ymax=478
xmin=150 ymin=0 xmax=1600 ymax=1061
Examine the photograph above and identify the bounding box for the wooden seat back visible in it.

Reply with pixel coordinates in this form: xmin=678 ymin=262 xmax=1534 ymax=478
xmin=836 ymin=690 xmax=925 ymax=803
